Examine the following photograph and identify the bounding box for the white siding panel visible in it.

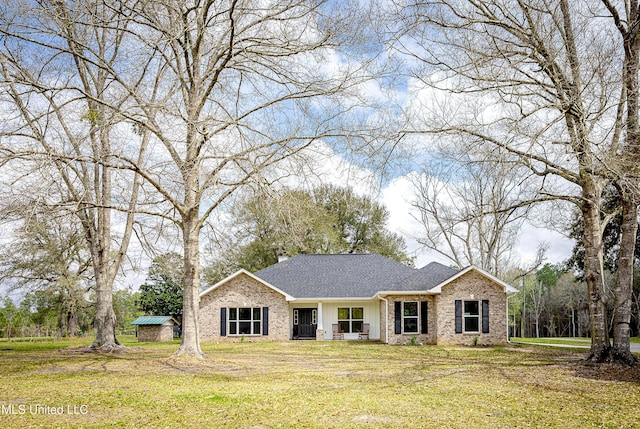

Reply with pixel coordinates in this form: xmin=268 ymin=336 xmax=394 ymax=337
xmin=321 ymin=300 xmax=380 ymax=340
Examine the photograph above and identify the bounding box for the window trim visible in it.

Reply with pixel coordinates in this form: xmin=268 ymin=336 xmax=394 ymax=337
xmin=228 ymin=306 xmax=262 ymax=336
xmin=463 ymin=300 xmax=480 ymax=333
xmin=402 ymin=301 xmax=419 ymax=334
xmin=337 ymin=307 xmax=364 ymax=333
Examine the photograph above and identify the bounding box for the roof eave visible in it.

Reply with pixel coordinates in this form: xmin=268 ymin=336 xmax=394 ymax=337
xmin=375 ymin=291 xmax=436 ymax=298
xmin=289 ymin=296 xmax=377 ymax=302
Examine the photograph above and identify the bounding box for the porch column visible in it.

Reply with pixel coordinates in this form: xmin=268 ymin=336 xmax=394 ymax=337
xmin=316 ymin=302 xmax=324 ymax=341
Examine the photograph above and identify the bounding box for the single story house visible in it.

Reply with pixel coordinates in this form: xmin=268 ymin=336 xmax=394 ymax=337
xmin=131 ymin=315 xmax=178 ymax=342
xmin=199 ymin=254 xmax=518 ymax=345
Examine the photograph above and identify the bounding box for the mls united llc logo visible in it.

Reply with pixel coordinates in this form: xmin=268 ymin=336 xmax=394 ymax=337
xmin=1 ymin=404 xmax=88 ymax=415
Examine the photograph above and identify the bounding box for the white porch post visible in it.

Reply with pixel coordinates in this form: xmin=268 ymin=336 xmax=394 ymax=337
xmin=316 ymin=302 xmax=324 ymax=340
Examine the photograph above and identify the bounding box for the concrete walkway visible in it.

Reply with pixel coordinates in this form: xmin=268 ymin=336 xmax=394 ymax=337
xmin=509 ymin=339 xmax=640 ymax=353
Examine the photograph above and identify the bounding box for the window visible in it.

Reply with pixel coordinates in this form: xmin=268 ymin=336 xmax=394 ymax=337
xmin=395 ymin=301 xmax=428 ymax=335
xmin=464 ymin=301 xmax=480 ymax=333
xmin=228 ymin=307 xmax=262 ymax=335
xmin=338 ymin=307 xmax=364 ymax=333
xmin=402 ymin=302 xmax=419 ymax=334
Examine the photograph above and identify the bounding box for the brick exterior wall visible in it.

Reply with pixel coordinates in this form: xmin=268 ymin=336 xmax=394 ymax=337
xmin=199 ymin=273 xmax=289 ymax=342
xmin=137 ymin=324 xmax=173 ymax=342
xmin=436 ymin=271 xmax=508 ymax=345
xmin=381 ymin=295 xmax=437 ymax=345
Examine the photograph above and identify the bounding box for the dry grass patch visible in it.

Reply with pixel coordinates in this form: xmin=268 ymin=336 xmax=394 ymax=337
xmin=0 ymin=339 xmax=638 ymax=428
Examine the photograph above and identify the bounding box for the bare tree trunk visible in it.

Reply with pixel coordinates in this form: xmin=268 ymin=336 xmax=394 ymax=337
xmin=174 ymin=209 xmax=205 ymax=358
xmin=582 ymin=180 xmax=611 ymax=361
xmin=91 ymin=265 xmax=119 ymax=349
xmin=522 ymin=280 xmax=526 ymax=338
xmin=67 ymin=310 xmax=78 ymax=337
xmin=612 ymin=190 xmax=638 ymax=364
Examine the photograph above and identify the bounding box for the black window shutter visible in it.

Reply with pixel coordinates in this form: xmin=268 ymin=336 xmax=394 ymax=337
xmin=220 ymin=307 xmax=227 ymax=337
xmin=455 ymin=300 xmax=462 ymax=333
xmin=394 ymin=301 xmax=402 ymax=334
xmin=420 ymin=301 xmax=428 ymax=334
xmin=262 ymin=307 xmax=269 ymax=336
xmin=482 ymin=300 xmax=489 ymax=333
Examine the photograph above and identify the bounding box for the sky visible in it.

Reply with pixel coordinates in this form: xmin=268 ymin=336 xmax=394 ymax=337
xmin=295 ymin=141 xmax=576 ymax=271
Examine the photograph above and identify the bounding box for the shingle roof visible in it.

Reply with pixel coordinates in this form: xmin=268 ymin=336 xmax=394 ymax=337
xmin=254 ymin=254 xmax=419 ymax=298
xmin=131 ymin=316 xmax=175 ymax=325
xmin=394 ymin=262 xmax=461 ymax=291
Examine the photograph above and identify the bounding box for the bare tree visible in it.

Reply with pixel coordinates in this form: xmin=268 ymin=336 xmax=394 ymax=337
xmin=395 ymin=0 xmax=636 ymax=362
xmin=106 ymin=0 xmax=382 ymax=358
xmin=0 ymin=0 xmax=383 ymax=358
xmin=601 ymin=1 xmax=640 ymax=364
xmin=0 ymin=0 xmax=147 ymax=351
xmin=410 ymin=152 xmax=531 ymax=277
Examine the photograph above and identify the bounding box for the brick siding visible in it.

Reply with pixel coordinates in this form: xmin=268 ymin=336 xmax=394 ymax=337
xmin=199 ymin=273 xmax=289 ymax=342
xmin=137 ymin=324 xmax=173 ymax=342
xmin=436 ymin=271 xmax=508 ymax=345
xmin=382 ymin=295 xmax=437 ymax=345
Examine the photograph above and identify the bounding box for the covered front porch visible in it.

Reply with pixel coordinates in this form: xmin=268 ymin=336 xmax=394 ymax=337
xmin=289 ymin=300 xmax=381 ymax=341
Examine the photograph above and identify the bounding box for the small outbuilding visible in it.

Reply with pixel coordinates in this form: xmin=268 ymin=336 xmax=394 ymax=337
xmin=131 ymin=316 xmax=177 ymax=342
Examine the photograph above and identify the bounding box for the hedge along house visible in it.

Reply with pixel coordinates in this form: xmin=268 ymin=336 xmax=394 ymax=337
xmin=199 ymin=254 xmax=518 ymax=345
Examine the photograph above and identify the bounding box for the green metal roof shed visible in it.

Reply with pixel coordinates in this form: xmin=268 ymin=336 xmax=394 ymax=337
xmin=131 ymin=316 xmax=177 ymax=342
xmin=131 ymin=315 xmax=176 ymax=326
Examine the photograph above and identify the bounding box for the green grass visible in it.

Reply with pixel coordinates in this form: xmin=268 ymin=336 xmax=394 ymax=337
xmin=510 ymin=337 xmax=591 ymax=347
xmin=512 ymin=337 xmax=640 ymax=346
xmin=0 ymin=339 xmax=639 ymax=428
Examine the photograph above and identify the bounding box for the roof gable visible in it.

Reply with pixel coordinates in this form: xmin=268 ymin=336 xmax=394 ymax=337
xmin=429 ymin=265 xmax=519 ymax=294
xmin=199 ymin=269 xmax=295 ymax=301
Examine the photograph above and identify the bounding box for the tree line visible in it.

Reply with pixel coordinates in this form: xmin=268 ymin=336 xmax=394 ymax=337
xmin=0 ymin=288 xmax=139 ymax=340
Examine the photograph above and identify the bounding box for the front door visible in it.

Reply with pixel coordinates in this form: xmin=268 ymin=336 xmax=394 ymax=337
xmin=295 ymin=308 xmax=317 ymax=338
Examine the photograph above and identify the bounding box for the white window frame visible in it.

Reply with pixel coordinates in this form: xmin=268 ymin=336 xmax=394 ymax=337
xmin=228 ymin=307 xmax=262 ymax=336
xmin=337 ymin=307 xmax=364 ymax=333
xmin=293 ymin=309 xmax=317 ymax=326
xmin=463 ymin=301 xmax=480 ymax=333
xmin=402 ymin=301 xmax=419 ymax=334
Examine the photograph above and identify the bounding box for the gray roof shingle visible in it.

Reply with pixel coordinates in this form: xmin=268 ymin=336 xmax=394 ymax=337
xmin=254 ymin=254 xmax=458 ymax=298
xmin=395 ymin=262 xmax=461 ymax=291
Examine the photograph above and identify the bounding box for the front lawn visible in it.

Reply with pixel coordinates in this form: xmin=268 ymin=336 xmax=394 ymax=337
xmin=509 ymin=337 xmax=591 ymax=347
xmin=0 ymin=339 xmax=638 ymax=428
xmin=512 ymin=337 xmax=640 ymax=346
